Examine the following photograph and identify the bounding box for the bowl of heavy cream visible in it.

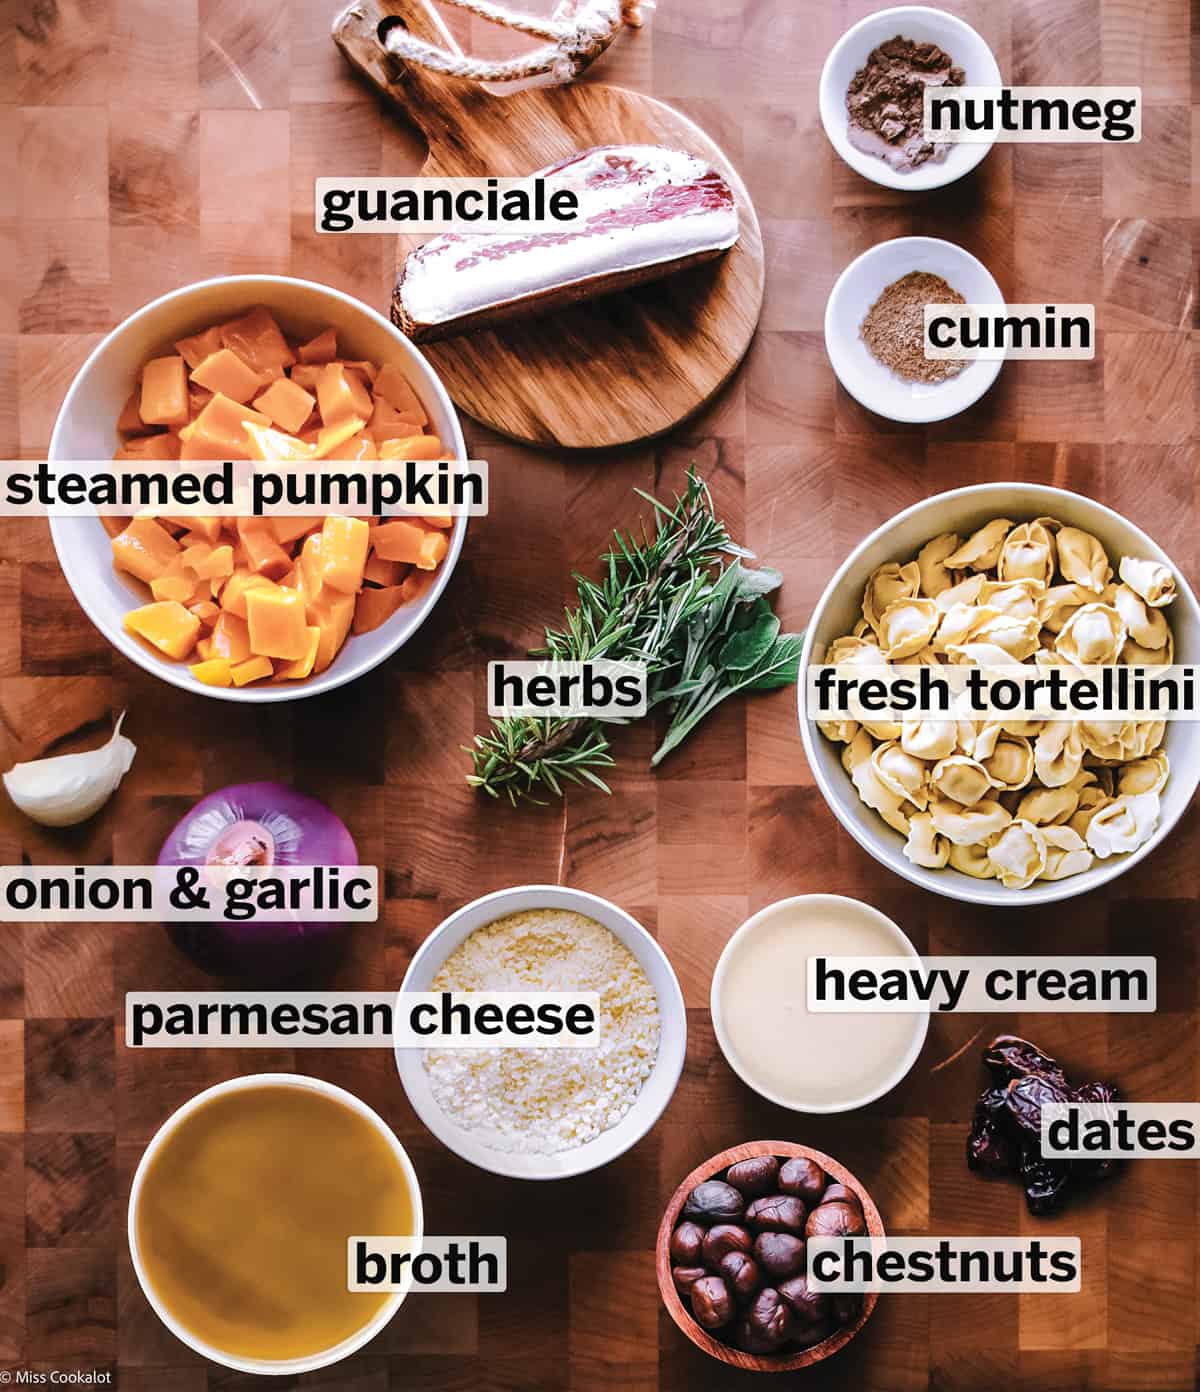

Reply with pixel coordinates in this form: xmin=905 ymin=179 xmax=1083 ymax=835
xmin=710 ymin=895 xmax=929 ymax=1113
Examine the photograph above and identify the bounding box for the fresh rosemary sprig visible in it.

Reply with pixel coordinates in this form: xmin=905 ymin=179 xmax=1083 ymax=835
xmin=466 ymin=468 xmax=803 ymax=805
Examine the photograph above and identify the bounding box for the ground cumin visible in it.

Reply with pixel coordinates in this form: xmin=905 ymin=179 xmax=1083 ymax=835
xmin=860 ymin=271 xmax=965 ymax=383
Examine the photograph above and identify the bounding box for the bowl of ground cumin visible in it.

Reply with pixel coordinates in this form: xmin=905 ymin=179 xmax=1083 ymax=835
xmin=819 ymin=6 xmax=1002 ymax=190
xmin=824 ymin=235 xmax=1004 ymax=423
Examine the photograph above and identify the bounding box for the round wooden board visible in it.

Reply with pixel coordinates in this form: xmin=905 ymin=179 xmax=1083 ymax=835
xmin=334 ymin=1 xmax=765 ymax=450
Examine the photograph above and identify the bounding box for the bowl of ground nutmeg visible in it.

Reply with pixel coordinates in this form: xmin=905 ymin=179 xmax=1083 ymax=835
xmin=824 ymin=235 xmax=1005 ymax=423
xmin=819 ymin=6 xmax=1002 ymax=191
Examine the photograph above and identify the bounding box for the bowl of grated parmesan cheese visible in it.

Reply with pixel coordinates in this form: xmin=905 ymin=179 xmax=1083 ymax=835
xmin=395 ymin=886 xmax=686 ymax=1179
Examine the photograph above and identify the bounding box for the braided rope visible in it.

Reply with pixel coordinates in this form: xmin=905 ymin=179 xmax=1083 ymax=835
xmin=382 ymin=0 xmax=642 ymax=86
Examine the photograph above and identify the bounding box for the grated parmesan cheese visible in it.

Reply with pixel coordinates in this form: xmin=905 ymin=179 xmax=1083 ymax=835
xmin=422 ymin=908 xmax=661 ymax=1154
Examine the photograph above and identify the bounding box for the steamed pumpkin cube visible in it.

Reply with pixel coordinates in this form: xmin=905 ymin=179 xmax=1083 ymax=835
xmin=272 ymin=516 xmax=320 ymax=547
xmin=236 ymin=519 xmax=293 ymax=580
xmin=115 ymin=432 xmax=182 ymax=462
xmin=219 ymin=306 xmax=295 ymax=376
xmin=175 ymin=324 xmax=224 ymax=370
xmin=124 ymin=600 xmax=201 ymax=660
xmin=378 ymin=434 xmax=444 ymax=461
xmin=316 ymin=363 xmax=372 ymax=428
xmin=415 ymin=528 xmax=449 ymax=571
xmin=220 ymin=569 xmax=278 ymax=620
xmin=298 ymin=532 xmax=325 ymax=604
xmin=140 ymin=356 xmax=189 ymax=426
xmin=288 ymin=364 xmax=323 ymax=390
xmin=245 ymin=586 xmax=309 ymax=660
xmin=318 ymin=516 xmax=370 ymax=594
xmin=150 ymin=558 xmax=204 ymax=605
xmin=307 ymin=591 xmax=356 ymax=674
xmin=353 ymin=584 xmax=406 ymax=635
xmin=313 ymin=416 xmax=368 ymax=460
xmin=230 ymin=654 xmax=274 ymax=686
xmin=190 ymin=657 xmax=234 ymax=687
xmin=191 ymin=348 xmax=264 ymax=404
xmin=398 ymin=569 xmax=435 ymax=604
xmin=363 ymin=552 xmax=405 ymax=587
xmin=253 ymin=376 xmax=316 ymax=434
xmin=243 ymin=421 xmax=316 ymax=464
xmin=372 ymin=363 xmax=428 ymax=425
xmin=176 ymin=516 xmax=223 ymax=545
xmin=297 ymin=327 xmax=337 ymax=364
xmin=208 ymin=609 xmax=253 ymax=663
xmin=371 ymin=520 xmax=427 ymax=565
xmin=112 ymin=518 xmax=181 ymax=584
xmin=337 ymin=359 xmax=379 ymax=384
xmin=189 ymin=543 xmax=234 ymax=580
xmin=368 ymin=397 xmax=425 ymax=444
xmin=274 ymin=625 xmax=321 ymax=680
xmin=187 ymin=600 xmax=221 ymax=629
xmin=178 ymin=393 xmax=270 ymax=461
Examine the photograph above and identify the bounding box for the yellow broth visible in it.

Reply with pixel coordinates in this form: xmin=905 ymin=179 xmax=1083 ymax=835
xmin=135 ymin=1084 xmax=414 ymax=1361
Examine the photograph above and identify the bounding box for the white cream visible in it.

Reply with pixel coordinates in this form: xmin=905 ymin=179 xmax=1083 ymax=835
xmin=398 ymin=145 xmax=739 ymax=327
xmin=714 ymin=896 xmax=924 ymax=1110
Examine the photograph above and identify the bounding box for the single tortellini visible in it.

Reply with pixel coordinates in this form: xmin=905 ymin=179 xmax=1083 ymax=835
xmin=1034 ymin=722 xmax=1084 ymax=787
xmin=1127 ymin=720 xmax=1165 ymax=759
xmin=1067 ymin=786 xmax=1112 ymax=839
xmin=998 ymin=520 xmax=1057 ymax=586
xmin=969 ymin=611 xmax=1041 ymax=661
xmin=1119 ymin=556 xmax=1175 ymax=608
xmin=1040 ymin=826 xmax=1093 ymax=881
xmin=945 ymin=640 xmax=1024 ymax=668
xmin=1117 ymin=750 xmax=1169 ymax=796
xmin=1057 ymin=527 xmax=1112 ymax=593
xmin=863 ymin=561 xmax=920 ymax=633
xmin=818 ymin=718 xmax=860 ymax=743
xmin=1015 ymin=782 xmax=1079 ymax=826
xmin=1079 ymin=720 xmax=1136 ymax=762
xmin=1121 ymin=631 xmax=1173 ymax=666
xmin=1085 ymin=792 xmax=1160 ymax=858
xmin=872 ymin=742 xmax=929 ymax=810
xmin=934 ymin=602 xmax=995 ymax=651
xmin=930 ymin=754 xmax=993 ymax=806
xmin=851 ymin=757 xmax=912 ymax=835
xmin=936 ymin=573 xmax=987 ymax=611
xmin=1055 ymin=603 xmax=1126 ymax=666
xmin=987 ymin=819 xmax=1048 ymax=888
xmin=929 ymin=796 xmax=1012 ymax=846
xmin=947 ymin=840 xmax=996 ymax=879
xmin=825 ymin=634 xmax=887 ymax=668
xmin=943 ymin=519 xmax=1013 ymax=572
xmin=903 ymin=812 xmax=949 ymax=869
xmin=916 ymin=532 xmax=960 ymax=599
xmin=878 ymin=597 xmax=940 ymax=660
xmin=900 ymin=717 xmax=958 ymax=761
xmin=1112 ymin=584 xmax=1170 ymax=650
xmin=1037 ymin=583 xmax=1091 ymax=635
xmin=979 ymin=578 xmax=1043 ymax=620
xmin=982 ymin=734 xmax=1034 ymax=791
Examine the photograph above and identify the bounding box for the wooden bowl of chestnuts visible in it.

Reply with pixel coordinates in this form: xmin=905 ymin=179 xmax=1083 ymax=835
xmin=655 ymin=1140 xmax=883 ymax=1371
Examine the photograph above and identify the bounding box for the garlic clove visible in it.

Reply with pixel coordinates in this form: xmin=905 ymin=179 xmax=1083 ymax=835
xmin=3 ymin=712 xmax=136 ymax=827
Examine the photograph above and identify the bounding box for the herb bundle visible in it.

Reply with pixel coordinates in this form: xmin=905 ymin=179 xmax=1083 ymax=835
xmin=467 ymin=469 xmax=803 ymax=805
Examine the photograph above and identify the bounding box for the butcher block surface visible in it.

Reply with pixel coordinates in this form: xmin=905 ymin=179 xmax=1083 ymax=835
xmin=3 ymin=0 xmax=1199 ymax=1387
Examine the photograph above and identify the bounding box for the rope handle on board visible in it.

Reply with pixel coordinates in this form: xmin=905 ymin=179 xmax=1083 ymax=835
xmin=381 ymin=0 xmax=645 ymax=86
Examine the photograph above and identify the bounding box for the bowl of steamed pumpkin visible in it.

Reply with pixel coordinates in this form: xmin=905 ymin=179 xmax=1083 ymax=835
xmin=799 ymin=483 xmax=1200 ymax=905
xmin=48 ymin=276 xmax=467 ymax=700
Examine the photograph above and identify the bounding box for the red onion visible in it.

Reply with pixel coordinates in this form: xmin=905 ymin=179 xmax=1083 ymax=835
xmin=157 ymin=782 xmax=358 ymax=979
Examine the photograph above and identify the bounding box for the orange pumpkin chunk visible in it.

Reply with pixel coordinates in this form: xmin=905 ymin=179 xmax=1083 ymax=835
xmin=245 ymin=586 xmax=310 ymax=660
xmin=174 ymin=325 xmax=224 ymax=370
xmin=219 ymin=306 xmax=295 ymax=376
xmin=112 ymin=518 xmax=181 ymax=585
xmin=254 ymin=376 xmax=316 ymax=434
xmin=297 ymin=327 xmax=337 ymax=364
xmin=139 ymin=356 xmax=189 ymax=426
xmin=372 ymin=363 xmax=428 ymax=425
xmin=318 ymin=516 xmax=370 ymax=593
xmin=124 ymin=601 xmax=201 ymax=660
xmin=353 ymin=584 xmax=407 ymax=635
xmin=191 ymin=348 xmax=263 ymax=404
xmin=230 ymin=655 xmax=274 ymax=686
xmin=316 ymin=363 xmax=372 ymax=428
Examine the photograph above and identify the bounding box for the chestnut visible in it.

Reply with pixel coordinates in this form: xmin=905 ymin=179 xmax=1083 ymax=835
xmin=746 ymin=1194 xmax=806 ymax=1235
xmin=718 ymin=1250 xmax=761 ymax=1303
xmin=735 ymin=1317 xmax=777 ymax=1355
xmin=805 ymin=1199 xmax=865 ymax=1240
xmin=831 ymin=1292 xmax=864 ymax=1327
xmin=690 ymin=1275 xmax=733 ymax=1330
xmin=725 ymin=1156 xmax=779 ymax=1198
xmin=777 ymin=1274 xmax=829 ymax=1327
xmin=778 ymin=1157 xmax=826 ymax=1204
xmin=753 ymin=1232 xmax=806 ymax=1281
xmin=669 ymin=1220 xmax=704 ymax=1266
xmin=820 ymin=1182 xmax=862 ymax=1211
xmin=792 ymin=1317 xmax=834 ymax=1349
xmin=745 ymin=1287 xmax=795 ymax=1349
xmin=672 ymin=1264 xmax=708 ymax=1296
xmin=683 ymin=1180 xmax=744 ymax=1226
xmin=702 ymin=1223 xmax=752 ymax=1270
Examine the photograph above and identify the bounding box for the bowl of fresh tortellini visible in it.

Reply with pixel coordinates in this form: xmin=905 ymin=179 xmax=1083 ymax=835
xmin=798 ymin=484 xmax=1200 ymax=904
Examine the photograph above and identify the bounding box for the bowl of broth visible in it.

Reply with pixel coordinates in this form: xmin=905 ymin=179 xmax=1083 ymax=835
xmin=128 ymin=1073 xmax=422 ymax=1374
xmin=710 ymin=895 xmax=928 ymax=1112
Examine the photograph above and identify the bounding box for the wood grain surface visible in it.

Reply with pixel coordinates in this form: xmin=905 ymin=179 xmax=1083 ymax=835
xmin=334 ymin=0 xmax=766 ymax=450
xmin=2 ymin=0 xmax=1198 ymax=1388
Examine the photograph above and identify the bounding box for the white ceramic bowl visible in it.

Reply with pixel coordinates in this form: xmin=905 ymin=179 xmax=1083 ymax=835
xmin=395 ymin=885 xmax=687 ymax=1180
xmin=710 ymin=895 xmax=929 ymax=1114
xmin=799 ymin=483 xmax=1200 ymax=906
xmin=49 ymin=275 xmax=467 ymax=702
xmin=819 ymin=5 xmax=1001 ymax=191
xmin=128 ymin=1072 xmax=424 ymax=1376
xmin=825 ymin=236 xmax=1004 ymax=423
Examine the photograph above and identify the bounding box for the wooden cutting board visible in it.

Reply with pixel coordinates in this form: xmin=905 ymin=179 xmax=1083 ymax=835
xmin=333 ymin=0 xmax=765 ymax=450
